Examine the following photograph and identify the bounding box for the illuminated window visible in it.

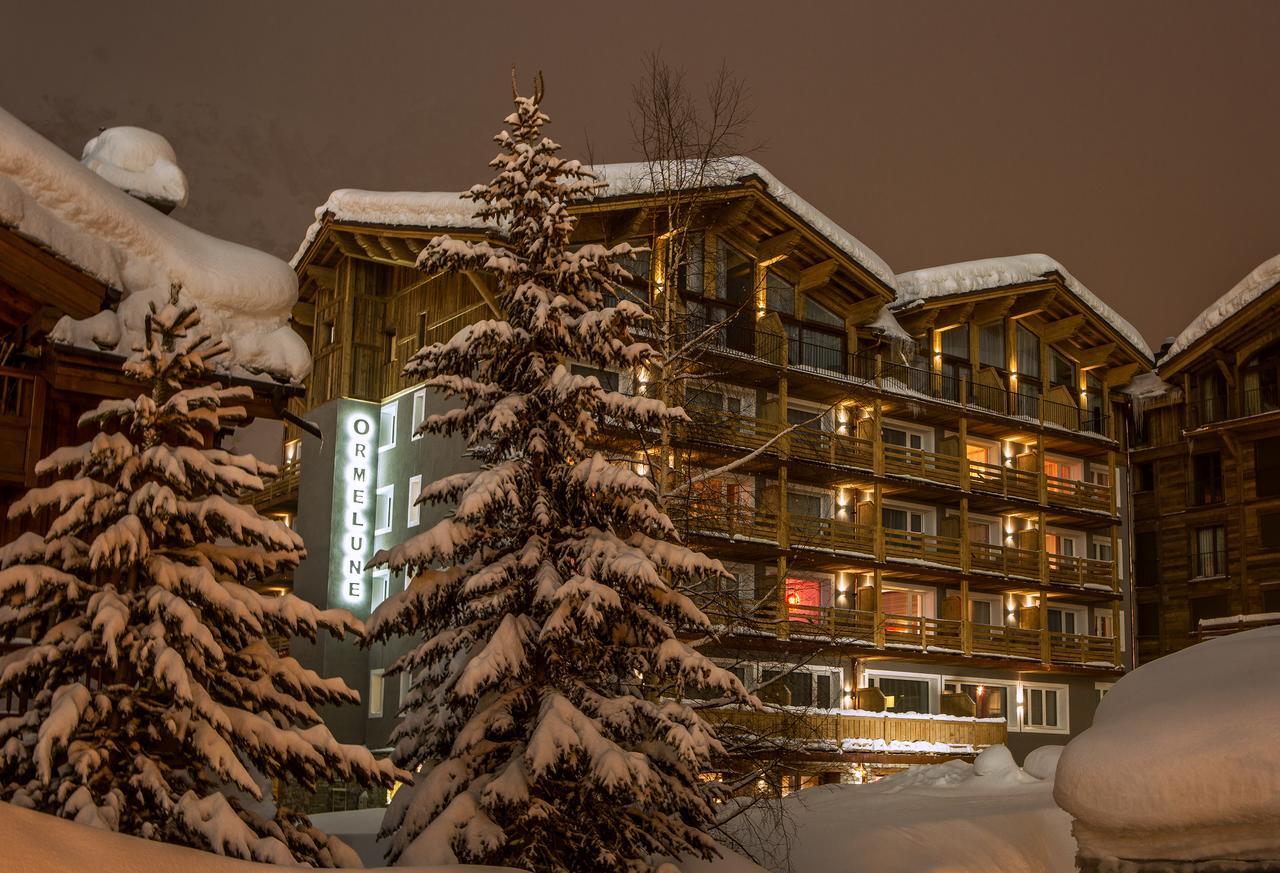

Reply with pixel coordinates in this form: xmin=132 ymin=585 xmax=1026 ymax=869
xmin=407 ymin=475 xmax=423 ymax=527
xmin=380 ymin=404 xmax=397 ymax=452
xmin=1022 ymin=683 xmax=1069 ymax=732
xmin=411 ymin=390 xmax=427 ymax=439
xmin=371 ymin=569 xmax=390 ymax=610
xmin=368 ymin=669 xmax=385 ymax=717
xmin=375 ymin=485 xmax=394 ymax=535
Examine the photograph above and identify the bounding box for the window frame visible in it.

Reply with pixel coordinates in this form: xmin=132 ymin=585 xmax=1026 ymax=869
xmin=411 ymin=389 xmax=427 ymax=440
xmin=368 ymin=668 xmax=386 ymax=718
xmin=1019 ymin=681 xmax=1069 ymax=734
xmin=407 ymin=474 xmax=423 ymax=527
xmin=374 ymin=485 xmax=395 ymax=536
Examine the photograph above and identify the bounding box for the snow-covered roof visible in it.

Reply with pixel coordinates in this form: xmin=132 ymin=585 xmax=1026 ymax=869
xmin=895 ymin=254 xmax=1153 ymax=362
xmin=81 ymin=126 xmax=188 ymax=210
xmin=0 ymin=105 xmax=310 ymax=384
xmin=1162 ymin=251 xmax=1280 ymax=365
xmin=291 ymin=157 xmax=898 ymax=290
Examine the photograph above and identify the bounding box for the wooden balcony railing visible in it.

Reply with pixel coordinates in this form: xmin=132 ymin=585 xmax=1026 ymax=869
xmin=968 ymin=460 xmax=1039 ymax=501
xmin=883 ymin=529 xmax=963 ymax=568
xmin=882 ymin=443 xmax=963 ymax=487
xmin=789 ymin=512 xmax=874 ymax=555
xmin=1046 ymin=552 xmax=1114 ymax=589
xmin=788 ymin=426 xmax=874 ymax=468
xmin=247 ymin=457 xmax=301 ymax=510
xmin=668 ymin=501 xmax=780 ymax=545
xmin=703 ymin=706 xmax=1007 ymax=752
xmin=703 ymin=598 xmax=1122 ymax=668
xmin=969 ymin=541 xmax=1042 ymax=579
xmin=685 ymin=411 xmax=778 ymax=452
xmin=1045 ymin=474 xmax=1111 ymax=512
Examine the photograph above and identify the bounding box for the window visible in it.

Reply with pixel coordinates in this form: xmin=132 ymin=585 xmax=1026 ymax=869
xmin=881 ymin=584 xmax=933 ymax=617
xmin=760 ymin=668 xmax=837 ymax=709
xmin=1133 ymin=462 xmax=1154 ymax=493
xmin=416 ymin=312 xmax=427 ymax=348
xmin=945 ymin=681 xmax=1007 ymax=720
xmin=1257 ymin=438 xmax=1280 ymax=498
xmin=375 ymin=485 xmax=394 ymax=535
xmin=1136 ymin=601 xmax=1160 ymax=638
xmin=939 ymin=326 xmax=969 ymax=359
xmin=784 ymin=575 xmax=830 ymax=611
xmin=1190 ymin=452 xmax=1224 ymax=505
xmin=1044 ymin=457 xmax=1078 ymax=480
xmin=407 ymin=475 xmax=423 ymax=527
xmin=1095 ymin=682 xmax=1114 ymax=703
xmin=874 ymin=677 xmax=931 ymax=714
xmin=1022 ymin=684 xmax=1066 ymax=732
xmin=1094 ymin=610 xmax=1115 ymax=639
xmin=882 ymin=424 xmax=928 ymax=450
xmin=765 ymin=272 xmax=794 ymax=315
xmin=1191 ymin=594 xmax=1231 ymax=626
xmin=967 ymin=593 xmax=1001 ymax=626
xmin=882 ymin=507 xmax=926 ymax=533
xmin=325 ymin=321 xmax=336 ymax=346
xmin=787 ymin=490 xmax=827 ymax=519
xmin=571 ymin=363 xmax=621 ymax=392
xmin=368 ymin=669 xmax=385 ymax=717
xmin=384 ymin=330 xmax=397 ymax=364
xmin=1090 ymin=539 xmax=1113 ymax=562
xmin=399 ymin=671 xmax=412 ymax=708
xmin=1050 ymin=350 xmax=1076 ymax=390
xmin=1047 ymin=606 xmax=1083 ymax=634
xmin=1260 ymin=512 xmax=1280 ymax=550
xmin=283 ymin=439 xmax=302 ymax=464
xmin=1045 ymin=532 xmax=1077 ymax=557
xmin=371 ymin=569 xmax=390 ymax=610
xmin=804 ymin=297 xmax=843 ymax=327
xmin=668 ymin=232 xmax=704 ymax=295
xmin=379 ymin=404 xmax=397 ymax=452
xmin=1015 ymin=325 xmax=1042 ymax=417
xmin=715 ymin=239 xmax=752 ymax=303
xmin=411 ymin=389 xmax=427 ymax=439
xmin=1192 ymin=526 xmax=1226 ymax=578
xmin=1135 ymin=531 xmax=1159 ymax=587
xmin=978 ymin=322 xmax=1005 ymax=369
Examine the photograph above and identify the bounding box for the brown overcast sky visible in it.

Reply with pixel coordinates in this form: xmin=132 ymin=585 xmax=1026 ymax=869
xmin=5 ymin=0 xmax=1279 ymax=349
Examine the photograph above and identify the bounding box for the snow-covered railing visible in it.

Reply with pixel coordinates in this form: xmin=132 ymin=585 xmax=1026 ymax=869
xmin=703 ymin=706 xmax=1007 ymax=753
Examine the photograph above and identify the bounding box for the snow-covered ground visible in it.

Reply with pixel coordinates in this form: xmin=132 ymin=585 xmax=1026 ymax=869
xmin=712 ymin=744 xmax=1074 ymax=873
xmin=0 ymin=800 xmax=519 ymax=873
xmin=311 ymin=745 xmax=1072 ymax=873
xmin=1056 ymin=625 xmax=1280 ymax=869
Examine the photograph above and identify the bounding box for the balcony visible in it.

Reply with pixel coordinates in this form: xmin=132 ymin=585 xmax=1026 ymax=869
xmin=703 ymin=706 xmax=1007 ymax=755
xmin=670 ymin=500 xmax=1118 ymax=591
xmin=717 ymin=600 xmax=1122 ymax=668
xmin=248 ymin=457 xmax=301 ymax=511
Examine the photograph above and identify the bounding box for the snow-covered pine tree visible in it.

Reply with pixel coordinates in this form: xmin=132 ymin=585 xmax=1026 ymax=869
xmin=0 ymin=290 xmax=400 ymax=867
xmin=366 ymin=74 xmax=755 ymax=872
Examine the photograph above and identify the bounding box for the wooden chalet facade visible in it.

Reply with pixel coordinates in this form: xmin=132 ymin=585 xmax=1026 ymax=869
xmin=286 ymin=164 xmax=1153 ymax=784
xmin=1130 ymin=256 xmax=1280 ymax=664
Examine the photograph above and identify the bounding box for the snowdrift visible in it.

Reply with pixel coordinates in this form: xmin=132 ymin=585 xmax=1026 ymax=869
xmin=0 ymin=105 xmax=310 ymax=384
xmin=712 ymin=744 xmax=1074 ymax=873
xmin=0 ymin=799 xmax=519 ymax=873
xmin=1055 ymin=626 xmax=1280 ymax=867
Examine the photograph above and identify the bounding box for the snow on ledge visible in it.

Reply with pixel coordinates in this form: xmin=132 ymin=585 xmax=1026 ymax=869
xmin=894 ymin=254 xmax=1153 ymax=362
xmin=1162 ymin=251 xmax=1280 ymax=365
xmin=291 ymin=157 xmax=899 ymax=291
xmin=81 ymin=126 xmax=188 ymax=210
xmin=0 ymin=105 xmax=309 ymax=384
xmin=1198 ymin=611 xmax=1280 ymax=629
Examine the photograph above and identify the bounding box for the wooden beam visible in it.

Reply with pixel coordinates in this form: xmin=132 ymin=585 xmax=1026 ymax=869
xmin=898 ymin=308 xmax=938 ymax=333
xmin=1009 ymin=290 xmax=1056 ymax=319
xmin=844 ymin=297 xmax=886 ymax=327
xmin=304 ymin=265 xmax=336 ymax=291
xmin=796 ymin=259 xmax=837 ymax=294
xmin=291 ymin=302 xmax=316 ymax=327
xmin=381 ymin=235 xmax=419 ymax=264
xmin=1103 ymin=362 xmax=1141 ymax=388
xmin=1075 ymin=342 xmax=1116 ymax=369
xmin=465 ymin=270 xmax=504 ymax=318
xmin=1040 ymin=314 xmax=1086 ymax=343
xmin=605 ymin=207 xmax=649 ymax=246
xmin=353 ymin=232 xmax=396 ymax=263
xmin=933 ymin=301 xmax=975 ymax=331
xmin=971 ymin=296 xmax=1014 ymax=324
xmin=756 ymin=229 xmax=802 ymax=267
xmin=711 ymin=196 xmax=754 ymax=231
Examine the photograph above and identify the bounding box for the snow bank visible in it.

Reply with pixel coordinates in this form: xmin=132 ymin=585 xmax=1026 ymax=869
xmin=0 ymin=800 xmax=517 ymax=873
xmin=81 ymin=126 xmax=188 ymax=210
xmin=895 ymin=253 xmax=1153 ymax=361
xmin=1163 ymin=251 xmax=1280 ymax=364
xmin=290 ymin=157 xmax=898 ymax=291
xmin=713 ymin=744 xmax=1074 ymax=873
xmin=1055 ymin=626 xmax=1280 ymax=865
xmin=0 ymin=105 xmax=309 ymax=384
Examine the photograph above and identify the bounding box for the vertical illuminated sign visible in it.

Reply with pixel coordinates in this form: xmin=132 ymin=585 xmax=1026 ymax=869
xmin=329 ymin=404 xmax=379 ymax=610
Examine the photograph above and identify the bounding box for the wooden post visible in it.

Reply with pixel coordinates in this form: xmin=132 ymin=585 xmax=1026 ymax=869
xmin=23 ymin=376 xmax=46 ymax=488
xmin=1108 ymin=449 xmax=1118 ymax=516
xmin=1111 ymin=597 xmax=1122 ymax=667
xmin=1038 ymin=510 xmax=1049 ymax=585
xmin=960 ymin=577 xmax=972 ymax=655
xmin=777 ymin=464 xmax=790 ymax=548
xmin=1110 ymin=524 xmax=1120 ymax=592
xmin=872 ymin=569 xmax=884 ymax=648
xmin=777 ymin=375 xmax=791 ymax=459
xmin=874 ymin=352 xmax=883 ymax=389
xmin=1036 ymin=434 xmax=1048 ymax=506
xmin=872 ymin=399 xmax=884 ymax=476
xmin=958 ymin=417 xmax=971 ymax=492
xmin=776 ymin=555 xmax=789 ymax=641
xmin=1040 ymin=592 xmax=1052 ymax=665
xmin=873 ymin=482 xmax=885 ymax=561
xmin=960 ymin=497 xmax=971 ymax=572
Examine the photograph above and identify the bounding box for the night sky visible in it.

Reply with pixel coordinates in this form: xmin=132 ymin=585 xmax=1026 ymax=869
xmin=7 ymin=0 xmax=1279 ymax=349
